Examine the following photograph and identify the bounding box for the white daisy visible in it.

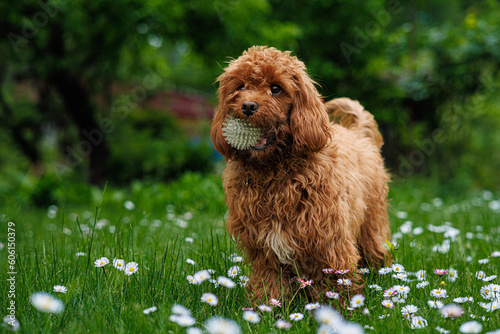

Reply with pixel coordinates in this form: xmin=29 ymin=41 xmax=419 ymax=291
xmin=187 ymin=328 xmax=203 ymax=334
xmin=416 ymin=270 xmax=426 ymax=281
xmin=75 ymin=252 xmax=86 ymax=257
xmin=186 ymin=258 xmax=196 ymax=265
xmin=53 ymin=285 xmax=67 ymax=293
xmin=238 ymin=276 xmax=249 ymax=287
xmin=478 ymin=258 xmax=490 ymax=264
xmin=379 ymin=267 xmax=392 ymax=275
xmin=217 ymin=276 xmax=236 ymax=288
xmin=94 ymin=257 xmax=109 ymax=267
xmin=476 ymin=271 xmax=486 ymax=280
xmin=113 ymin=258 xmax=126 ymax=271
xmin=242 ymin=311 xmax=260 ymax=323
xmin=205 ymin=317 xmax=241 ymax=334
xmin=187 ymin=275 xmax=198 ymax=285
xmin=381 ymin=300 xmax=395 ymax=308
xmin=185 ymin=237 xmax=194 ymax=243
xmin=416 ymin=281 xmax=430 ymax=289
xmin=257 ymin=304 xmax=271 ymax=312
xmin=125 ymin=262 xmax=139 ymax=276
xmin=325 ymin=291 xmax=340 ymax=299
xmin=431 ymin=289 xmax=447 ymax=298
xmin=369 ymin=284 xmax=382 ymax=291
xmin=143 ymin=306 xmax=157 ymax=314
xmin=289 ymin=313 xmax=304 ymax=321
xmin=305 ymin=302 xmax=320 ymax=310
xmin=201 ymin=293 xmax=218 ymax=306
xmin=392 ymin=263 xmax=405 ymax=273
xmin=275 ymin=320 xmax=291 ymax=329
xmin=358 ymin=268 xmax=370 ymax=274
xmin=317 ymin=324 xmax=335 ymax=334
xmin=483 ymin=275 xmax=497 ymax=282
xmin=459 ymin=321 xmax=483 ymax=333
xmin=3 ymin=316 xmax=20 ymax=332
xmin=315 ymin=306 xmax=342 ymax=327
xmin=411 ymin=316 xmax=428 ymax=329
xmin=337 ymin=278 xmax=352 ymax=286
xmin=447 ymin=268 xmax=458 ymax=282
xmin=124 ymin=200 xmax=135 ymax=210
xmin=227 ymin=266 xmax=240 ymax=278
xmin=428 ymin=300 xmax=444 ymax=309
xmin=194 ymin=270 xmax=211 ymax=283
xmin=172 ymin=304 xmax=191 ymax=316
xmin=435 ymin=326 xmax=451 ymax=333
xmin=31 ymin=293 xmax=64 ymax=314
xmin=171 ymin=315 xmax=196 ymax=327
xmin=350 ymin=294 xmax=365 ymax=308
xmin=401 ymin=304 xmax=418 ymax=318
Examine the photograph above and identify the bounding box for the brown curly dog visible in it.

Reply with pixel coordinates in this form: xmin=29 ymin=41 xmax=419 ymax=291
xmin=211 ymin=46 xmax=392 ymax=303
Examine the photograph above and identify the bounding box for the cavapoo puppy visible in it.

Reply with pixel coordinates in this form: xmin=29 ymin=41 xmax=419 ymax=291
xmin=211 ymin=46 xmax=391 ymax=302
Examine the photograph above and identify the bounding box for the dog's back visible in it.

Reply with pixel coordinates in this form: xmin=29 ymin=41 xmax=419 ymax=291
xmin=325 ymin=98 xmax=384 ymax=149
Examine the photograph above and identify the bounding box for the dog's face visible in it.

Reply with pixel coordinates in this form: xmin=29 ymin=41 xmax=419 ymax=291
xmin=211 ymin=46 xmax=331 ymax=166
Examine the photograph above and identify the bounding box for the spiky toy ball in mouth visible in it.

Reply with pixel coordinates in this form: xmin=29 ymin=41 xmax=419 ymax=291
xmin=222 ymin=116 xmax=265 ymax=150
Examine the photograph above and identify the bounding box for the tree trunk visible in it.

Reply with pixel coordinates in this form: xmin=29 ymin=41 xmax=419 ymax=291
xmin=50 ymin=71 xmax=109 ymax=186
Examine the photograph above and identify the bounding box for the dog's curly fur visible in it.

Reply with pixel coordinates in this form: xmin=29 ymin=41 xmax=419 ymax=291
xmin=211 ymin=46 xmax=392 ymax=303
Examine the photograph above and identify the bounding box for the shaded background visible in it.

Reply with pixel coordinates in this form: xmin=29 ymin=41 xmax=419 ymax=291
xmin=1 ymin=0 xmax=499 ymax=207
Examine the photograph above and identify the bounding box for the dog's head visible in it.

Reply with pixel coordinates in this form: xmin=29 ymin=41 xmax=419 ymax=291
xmin=211 ymin=46 xmax=331 ymax=166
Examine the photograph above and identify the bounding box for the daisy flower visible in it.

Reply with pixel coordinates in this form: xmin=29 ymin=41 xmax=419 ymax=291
xmin=187 ymin=328 xmax=203 ymax=334
xmin=358 ymin=268 xmax=370 ymax=274
xmin=124 ymin=200 xmax=135 ymax=210
xmin=227 ymin=266 xmax=240 ymax=278
xmin=170 ymin=314 xmax=196 ymax=327
xmin=369 ymin=284 xmax=382 ymax=291
xmin=187 ymin=275 xmax=198 ymax=285
xmin=194 ymin=270 xmax=211 ymax=283
xmin=125 ymin=262 xmax=139 ymax=276
xmin=335 ymin=269 xmax=350 ymax=275
xmin=172 ymin=304 xmax=191 ymax=316
xmin=459 ymin=321 xmax=482 ymax=333
xmin=428 ymin=300 xmax=444 ymax=309
xmin=411 ymin=316 xmax=428 ymax=329
xmin=242 ymin=311 xmax=260 ymax=323
xmin=383 ymin=287 xmax=398 ymax=298
xmin=258 ymin=305 xmax=272 ymax=312
xmin=3 ymin=316 xmax=20 ymax=332
xmin=381 ymin=300 xmax=395 ymax=308
xmin=315 ymin=306 xmax=342 ymax=327
xmin=53 ymin=285 xmax=67 ymax=293
xmin=186 ymin=259 xmax=196 ymax=265
xmin=431 ymin=289 xmax=447 ymax=298
xmin=289 ymin=313 xmax=304 ymax=321
xmin=446 ymin=268 xmax=458 ymax=282
xmin=401 ymin=304 xmax=418 ymax=318
xmin=416 ymin=281 xmax=430 ymax=289
xmin=297 ymin=279 xmax=314 ymax=288
xmin=322 ymin=268 xmax=334 ymax=274
xmin=392 ymin=263 xmax=405 ymax=273
xmin=305 ymin=302 xmax=320 ymax=310
xmin=337 ymin=278 xmax=352 ymax=286
xmin=440 ymin=304 xmax=464 ymax=318
xmin=363 ymin=308 xmax=370 ymax=315
xmin=393 ymin=273 xmax=408 ymax=281
xmin=31 ymin=293 xmax=64 ymax=313
xmin=217 ymin=276 xmax=235 ymax=288
xmin=205 ymin=317 xmax=241 ymax=334
xmin=75 ymin=252 xmax=86 ymax=257
xmin=478 ymin=258 xmax=490 ymax=264
xmin=94 ymin=257 xmax=109 ymax=267
xmin=454 ymin=297 xmax=474 ymax=303
xmin=113 ymin=258 xmax=125 ymax=271
xmin=435 ymin=326 xmax=451 ymax=333
xmin=270 ymin=299 xmax=281 ymax=307
xmin=143 ymin=306 xmax=157 ymax=314
xmin=350 ymin=294 xmax=365 ymax=308
xmin=239 ymin=276 xmax=249 ymax=287
xmin=483 ymin=275 xmax=497 ymax=282
xmin=394 ymin=285 xmax=410 ymax=295
xmin=317 ymin=324 xmax=335 ymax=334
xmin=201 ymin=293 xmax=218 ymax=306
xmin=416 ymin=270 xmax=426 ymax=281
xmin=492 ymin=251 xmax=500 ymax=257
xmin=434 ymin=269 xmax=447 ymax=275
xmin=229 ymin=254 xmax=243 ymax=262
xmin=275 ymin=320 xmax=291 ymax=329
xmin=325 ymin=291 xmax=340 ymax=299
xmin=379 ymin=267 xmax=392 ymax=275
xmin=476 ymin=271 xmax=486 ymax=280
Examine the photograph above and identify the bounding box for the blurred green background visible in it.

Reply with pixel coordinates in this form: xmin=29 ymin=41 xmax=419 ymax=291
xmin=1 ymin=0 xmax=499 ymax=207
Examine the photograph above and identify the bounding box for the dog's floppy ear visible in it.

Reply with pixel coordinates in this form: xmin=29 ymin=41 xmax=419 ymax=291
xmin=211 ymin=74 xmax=236 ymax=159
xmin=290 ymin=73 xmax=331 ymax=154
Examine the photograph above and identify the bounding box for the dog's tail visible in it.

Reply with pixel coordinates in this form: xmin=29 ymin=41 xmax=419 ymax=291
xmin=324 ymin=98 xmax=384 ymax=149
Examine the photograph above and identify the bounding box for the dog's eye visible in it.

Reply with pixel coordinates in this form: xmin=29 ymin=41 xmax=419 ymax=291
xmin=270 ymin=84 xmax=282 ymax=95
xmin=237 ymin=85 xmax=245 ymax=91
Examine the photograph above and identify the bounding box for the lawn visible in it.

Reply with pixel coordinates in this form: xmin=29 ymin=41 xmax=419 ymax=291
xmin=1 ymin=173 xmax=499 ymax=333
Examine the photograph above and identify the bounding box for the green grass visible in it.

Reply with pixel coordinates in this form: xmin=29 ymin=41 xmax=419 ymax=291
xmin=1 ymin=173 xmax=499 ymax=333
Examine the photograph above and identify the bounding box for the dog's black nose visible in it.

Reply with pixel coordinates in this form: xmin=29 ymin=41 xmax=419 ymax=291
xmin=241 ymin=101 xmax=259 ymax=116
